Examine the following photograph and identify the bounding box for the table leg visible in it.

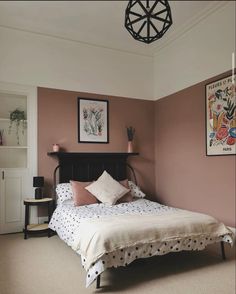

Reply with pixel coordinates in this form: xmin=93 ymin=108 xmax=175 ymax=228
xmin=96 ymin=274 xmax=101 ymax=289
xmin=24 ymin=204 xmax=29 ymax=240
xmin=221 ymin=241 xmax=226 ymax=260
xmin=48 ymin=202 xmax=52 ymax=237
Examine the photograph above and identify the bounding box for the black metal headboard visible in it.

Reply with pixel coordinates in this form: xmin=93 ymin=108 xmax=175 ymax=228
xmin=47 ymin=152 xmax=138 ymax=196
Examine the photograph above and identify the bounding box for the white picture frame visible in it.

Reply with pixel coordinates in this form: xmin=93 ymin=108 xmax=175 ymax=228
xmin=205 ymin=74 xmax=236 ymax=156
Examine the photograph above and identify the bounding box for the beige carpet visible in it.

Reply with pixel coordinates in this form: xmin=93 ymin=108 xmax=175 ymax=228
xmin=0 ymin=233 xmax=235 ymax=294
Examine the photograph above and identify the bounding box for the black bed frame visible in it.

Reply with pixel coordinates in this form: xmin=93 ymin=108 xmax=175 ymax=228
xmin=48 ymin=152 xmax=138 ymax=198
xmin=48 ymin=151 xmax=226 ymax=289
xmin=48 ymin=151 xmax=139 ymax=288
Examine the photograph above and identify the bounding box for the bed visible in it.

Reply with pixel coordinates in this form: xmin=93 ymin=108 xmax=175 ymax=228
xmin=48 ymin=152 xmax=233 ymax=288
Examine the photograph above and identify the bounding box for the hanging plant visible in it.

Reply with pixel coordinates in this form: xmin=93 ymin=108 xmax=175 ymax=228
xmin=8 ymin=109 xmax=27 ymax=145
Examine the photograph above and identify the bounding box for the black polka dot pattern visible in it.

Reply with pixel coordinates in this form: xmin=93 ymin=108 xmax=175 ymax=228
xmin=56 ymin=183 xmax=73 ymax=205
xmin=128 ymin=181 xmax=146 ymax=198
xmin=49 ymin=197 xmax=233 ymax=288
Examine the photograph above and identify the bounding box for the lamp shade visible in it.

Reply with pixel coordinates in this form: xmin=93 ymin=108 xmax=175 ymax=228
xmin=33 ymin=176 xmax=44 ymax=187
xmin=125 ymin=0 xmax=172 ymax=44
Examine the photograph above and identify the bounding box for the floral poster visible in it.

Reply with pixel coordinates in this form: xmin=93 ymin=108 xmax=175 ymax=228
xmin=206 ymin=74 xmax=236 ymax=155
xmin=78 ymin=98 xmax=109 ymax=143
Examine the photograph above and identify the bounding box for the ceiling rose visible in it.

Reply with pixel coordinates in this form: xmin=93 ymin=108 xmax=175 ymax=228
xmin=124 ymin=0 xmax=173 ymax=44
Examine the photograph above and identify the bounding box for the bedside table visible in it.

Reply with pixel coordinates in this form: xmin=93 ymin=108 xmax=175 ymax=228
xmin=23 ymin=198 xmax=54 ymax=239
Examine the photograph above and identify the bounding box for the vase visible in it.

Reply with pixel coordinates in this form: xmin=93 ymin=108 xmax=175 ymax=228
xmin=127 ymin=141 xmax=133 ymax=153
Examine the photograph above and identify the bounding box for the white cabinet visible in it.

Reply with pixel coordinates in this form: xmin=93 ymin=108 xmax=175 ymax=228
xmin=0 ymin=82 xmax=37 ymax=234
xmin=0 ymin=170 xmax=26 ymax=233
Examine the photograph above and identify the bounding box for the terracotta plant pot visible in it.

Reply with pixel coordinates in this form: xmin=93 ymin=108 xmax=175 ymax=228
xmin=52 ymin=144 xmax=60 ymax=152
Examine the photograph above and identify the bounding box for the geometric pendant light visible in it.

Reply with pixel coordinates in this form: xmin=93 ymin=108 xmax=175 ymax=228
xmin=125 ymin=0 xmax=173 ymax=44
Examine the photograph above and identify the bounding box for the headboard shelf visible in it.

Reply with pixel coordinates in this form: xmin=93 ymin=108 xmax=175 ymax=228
xmin=47 ymin=152 xmax=139 ymax=183
xmin=47 ymin=152 xmax=139 ymax=157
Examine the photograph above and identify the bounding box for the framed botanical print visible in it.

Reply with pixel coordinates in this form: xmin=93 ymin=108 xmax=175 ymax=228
xmin=78 ymin=98 xmax=109 ymax=143
xmin=205 ymin=74 xmax=236 ymax=156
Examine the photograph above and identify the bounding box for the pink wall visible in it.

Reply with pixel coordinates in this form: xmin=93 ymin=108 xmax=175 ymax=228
xmin=38 ymin=72 xmax=235 ymax=227
xmin=155 ymin=71 xmax=235 ymax=227
xmin=38 ymin=87 xmax=156 ymax=198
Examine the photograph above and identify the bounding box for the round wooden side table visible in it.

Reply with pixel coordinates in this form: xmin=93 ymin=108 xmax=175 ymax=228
xmin=23 ymin=198 xmax=54 ymax=239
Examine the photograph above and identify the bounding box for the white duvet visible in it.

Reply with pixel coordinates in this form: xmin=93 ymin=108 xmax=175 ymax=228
xmin=49 ymin=198 xmax=233 ymax=287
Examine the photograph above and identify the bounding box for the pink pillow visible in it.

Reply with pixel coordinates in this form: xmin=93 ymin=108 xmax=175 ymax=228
xmin=70 ymin=180 xmax=98 ymax=206
xmin=117 ymin=179 xmax=133 ymax=203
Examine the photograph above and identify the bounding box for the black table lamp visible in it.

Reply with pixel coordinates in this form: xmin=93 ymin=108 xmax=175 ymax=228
xmin=33 ymin=176 xmax=44 ymax=199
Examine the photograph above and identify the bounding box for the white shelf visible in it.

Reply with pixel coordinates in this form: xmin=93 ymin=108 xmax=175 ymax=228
xmin=0 ymin=146 xmax=28 ymax=149
xmin=27 ymin=224 xmax=48 ymax=231
xmin=0 ymin=118 xmax=27 ymax=122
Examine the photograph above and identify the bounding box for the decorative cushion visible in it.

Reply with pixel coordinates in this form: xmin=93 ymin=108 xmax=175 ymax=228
xmin=70 ymin=180 xmax=98 ymax=206
xmin=85 ymin=171 xmax=130 ymax=205
xmin=55 ymin=179 xmax=145 ymax=205
xmin=128 ymin=181 xmax=146 ymax=198
xmin=56 ymin=183 xmax=73 ymax=205
xmin=117 ymin=179 xmax=133 ymax=203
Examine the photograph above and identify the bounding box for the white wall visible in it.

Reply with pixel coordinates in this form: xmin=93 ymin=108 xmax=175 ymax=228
xmin=154 ymin=1 xmax=235 ymax=100
xmin=0 ymin=2 xmax=234 ymax=102
xmin=0 ymin=27 xmax=153 ymax=100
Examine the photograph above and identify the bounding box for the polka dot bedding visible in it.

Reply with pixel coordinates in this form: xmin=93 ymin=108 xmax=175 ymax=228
xmin=128 ymin=181 xmax=146 ymax=198
xmin=56 ymin=183 xmax=73 ymax=205
xmin=49 ymin=198 xmax=233 ymax=288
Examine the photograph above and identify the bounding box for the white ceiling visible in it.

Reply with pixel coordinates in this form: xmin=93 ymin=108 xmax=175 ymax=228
xmin=0 ymin=1 xmax=225 ymax=56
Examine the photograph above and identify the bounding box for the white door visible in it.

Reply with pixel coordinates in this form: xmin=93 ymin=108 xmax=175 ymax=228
xmin=0 ymin=169 xmax=26 ymax=233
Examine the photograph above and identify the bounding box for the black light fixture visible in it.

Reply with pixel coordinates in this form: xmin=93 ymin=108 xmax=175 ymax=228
xmin=125 ymin=0 xmax=172 ymax=44
xmin=33 ymin=176 xmax=44 ymax=199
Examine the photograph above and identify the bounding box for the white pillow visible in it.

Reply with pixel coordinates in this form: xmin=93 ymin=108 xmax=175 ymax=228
xmin=56 ymin=183 xmax=73 ymax=205
xmin=85 ymin=171 xmax=130 ymax=205
xmin=128 ymin=181 xmax=146 ymax=198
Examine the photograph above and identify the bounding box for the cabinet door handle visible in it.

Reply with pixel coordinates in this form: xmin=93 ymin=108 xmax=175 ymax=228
xmin=2 ymin=171 xmax=4 ymax=180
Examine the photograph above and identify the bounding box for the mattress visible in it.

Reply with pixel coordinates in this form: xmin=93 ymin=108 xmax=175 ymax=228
xmin=49 ymin=198 xmax=233 ymax=287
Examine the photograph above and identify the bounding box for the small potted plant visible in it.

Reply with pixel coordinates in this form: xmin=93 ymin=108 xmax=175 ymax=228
xmin=126 ymin=126 xmax=135 ymax=153
xmin=8 ymin=109 xmax=27 ymax=145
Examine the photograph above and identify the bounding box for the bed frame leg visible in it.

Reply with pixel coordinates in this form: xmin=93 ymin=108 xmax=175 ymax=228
xmin=221 ymin=241 xmax=226 ymax=260
xmin=96 ymin=274 xmax=101 ymax=289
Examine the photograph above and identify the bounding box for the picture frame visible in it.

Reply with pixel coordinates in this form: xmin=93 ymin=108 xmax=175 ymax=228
xmin=78 ymin=98 xmax=109 ymax=143
xmin=205 ymin=74 xmax=236 ymax=156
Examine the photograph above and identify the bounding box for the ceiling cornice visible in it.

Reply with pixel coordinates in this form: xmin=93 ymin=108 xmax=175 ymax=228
xmin=0 ymin=24 xmax=153 ymax=59
xmin=0 ymin=1 xmax=229 ymax=58
xmin=153 ymin=1 xmax=229 ymax=55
